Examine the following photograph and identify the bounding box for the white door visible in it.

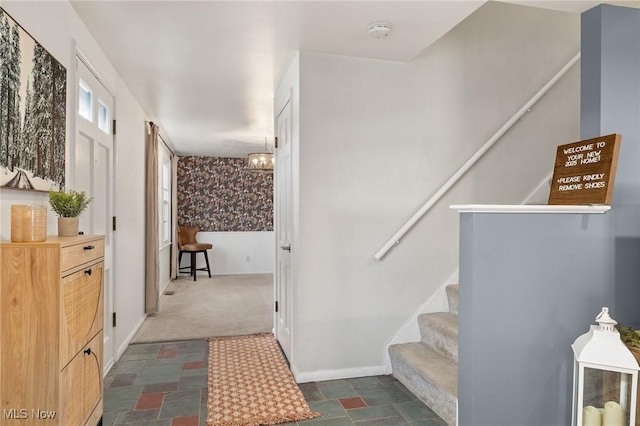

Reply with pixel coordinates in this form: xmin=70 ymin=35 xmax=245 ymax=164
xmin=75 ymin=57 xmax=115 ymax=374
xmin=275 ymin=99 xmax=293 ymax=360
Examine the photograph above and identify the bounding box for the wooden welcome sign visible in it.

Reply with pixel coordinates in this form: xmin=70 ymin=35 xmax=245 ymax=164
xmin=548 ymin=134 xmax=621 ymax=205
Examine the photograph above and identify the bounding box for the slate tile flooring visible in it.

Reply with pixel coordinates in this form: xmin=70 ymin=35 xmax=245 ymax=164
xmin=102 ymin=340 xmax=446 ymax=426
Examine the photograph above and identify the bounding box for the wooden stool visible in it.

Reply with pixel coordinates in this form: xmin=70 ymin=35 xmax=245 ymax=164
xmin=178 ymin=226 xmax=213 ymax=281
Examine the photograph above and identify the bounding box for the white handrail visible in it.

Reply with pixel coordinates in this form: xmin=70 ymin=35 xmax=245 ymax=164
xmin=374 ymin=52 xmax=581 ymax=261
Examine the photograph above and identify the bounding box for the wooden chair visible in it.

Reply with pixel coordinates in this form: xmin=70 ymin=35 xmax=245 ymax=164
xmin=177 ymin=225 xmax=213 ymax=281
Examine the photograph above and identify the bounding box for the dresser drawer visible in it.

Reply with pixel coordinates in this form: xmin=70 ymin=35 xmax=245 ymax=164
xmin=60 ymin=264 xmax=104 ymax=368
xmin=61 ymin=239 xmax=104 ymax=273
xmin=61 ymin=331 xmax=103 ymax=426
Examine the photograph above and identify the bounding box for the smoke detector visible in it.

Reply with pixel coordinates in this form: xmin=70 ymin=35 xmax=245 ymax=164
xmin=368 ymin=22 xmax=391 ymax=39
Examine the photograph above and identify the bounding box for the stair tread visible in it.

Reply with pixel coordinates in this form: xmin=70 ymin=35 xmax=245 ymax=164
xmin=389 ymin=342 xmax=457 ymax=396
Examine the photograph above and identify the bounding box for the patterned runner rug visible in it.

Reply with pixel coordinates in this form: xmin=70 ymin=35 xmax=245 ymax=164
xmin=207 ymin=333 xmax=320 ymax=426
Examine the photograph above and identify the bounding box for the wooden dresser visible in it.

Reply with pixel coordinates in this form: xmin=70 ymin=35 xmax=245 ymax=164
xmin=0 ymin=235 xmax=104 ymax=426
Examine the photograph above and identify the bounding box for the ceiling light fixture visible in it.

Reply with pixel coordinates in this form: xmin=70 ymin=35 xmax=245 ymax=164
xmin=247 ymin=137 xmax=274 ymax=173
xmin=368 ymin=22 xmax=391 ymax=39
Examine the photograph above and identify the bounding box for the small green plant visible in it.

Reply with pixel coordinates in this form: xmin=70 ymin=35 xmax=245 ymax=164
xmin=49 ymin=189 xmax=93 ymax=217
xmin=616 ymin=324 xmax=640 ymax=348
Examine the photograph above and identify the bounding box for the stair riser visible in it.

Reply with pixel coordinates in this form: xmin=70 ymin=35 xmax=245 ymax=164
xmin=446 ymin=285 xmax=459 ymax=315
xmin=419 ymin=316 xmax=458 ymax=363
xmin=421 ymin=334 xmax=458 ymax=363
xmin=390 ymin=351 xmax=456 ymax=426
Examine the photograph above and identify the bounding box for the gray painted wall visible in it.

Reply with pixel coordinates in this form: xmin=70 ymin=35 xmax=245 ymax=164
xmin=458 ymin=5 xmax=640 ymax=425
xmin=581 ymin=5 xmax=640 ymax=329
xmin=458 ymin=212 xmax=610 ymax=425
xmin=581 ymin=5 xmax=640 ymax=207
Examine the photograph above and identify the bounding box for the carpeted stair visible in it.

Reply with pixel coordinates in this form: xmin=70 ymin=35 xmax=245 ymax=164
xmin=389 ymin=284 xmax=458 ymax=426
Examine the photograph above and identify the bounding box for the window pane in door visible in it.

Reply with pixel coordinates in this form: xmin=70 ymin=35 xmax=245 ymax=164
xmin=161 ymin=161 xmax=171 ymax=243
xmin=162 ymin=202 xmax=170 ymax=241
xmin=98 ymin=100 xmax=110 ymax=134
xmin=78 ymin=80 xmax=93 ymax=121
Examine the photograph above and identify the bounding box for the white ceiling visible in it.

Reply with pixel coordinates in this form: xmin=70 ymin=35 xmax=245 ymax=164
xmin=69 ymin=0 xmax=639 ymax=157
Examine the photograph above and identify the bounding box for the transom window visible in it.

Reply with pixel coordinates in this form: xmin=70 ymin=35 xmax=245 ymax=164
xmin=78 ymin=79 xmax=93 ymax=122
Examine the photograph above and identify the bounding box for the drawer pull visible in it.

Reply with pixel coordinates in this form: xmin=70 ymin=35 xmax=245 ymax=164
xmin=83 ymin=245 xmax=95 ymax=250
xmin=84 ymin=348 xmax=92 ymax=356
xmin=84 ymin=269 xmax=92 ymax=276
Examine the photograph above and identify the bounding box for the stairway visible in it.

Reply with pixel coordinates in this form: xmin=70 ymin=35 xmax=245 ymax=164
xmin=389 ymin=284 xmax=458 ymax=426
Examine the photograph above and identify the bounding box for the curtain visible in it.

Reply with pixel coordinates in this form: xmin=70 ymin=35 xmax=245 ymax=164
xmin=145 ymin=121 xmax=160 ymax=314
xmin=170 ymin=154 xmax=179 ymax=279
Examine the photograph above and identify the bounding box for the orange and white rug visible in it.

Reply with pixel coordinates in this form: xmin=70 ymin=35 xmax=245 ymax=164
xmin=207 ymin=333 xmax=320 ymax=426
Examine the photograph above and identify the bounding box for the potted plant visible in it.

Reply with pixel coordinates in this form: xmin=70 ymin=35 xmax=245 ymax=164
xmin=616 ymin=324 xmax=640 ymax=424
xmin=617 ymin=324 xmax=640 ymax=357
xmin=49 ymin=189 xmax=92 ymax=237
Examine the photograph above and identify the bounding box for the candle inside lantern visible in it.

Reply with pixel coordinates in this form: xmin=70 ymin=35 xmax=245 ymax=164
xmin=603 ymin=401 xmax=624 ymax=426
xmin=583 ymin=405 xmax=602 ymax=426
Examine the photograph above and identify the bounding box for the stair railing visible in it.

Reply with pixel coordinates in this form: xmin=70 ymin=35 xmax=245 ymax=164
xmin=373 ymin=52 xmax=580 ymax=261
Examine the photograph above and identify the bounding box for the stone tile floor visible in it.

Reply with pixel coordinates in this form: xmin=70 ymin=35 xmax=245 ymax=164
xmin=102 ymin=340 xmax=446 ymax=426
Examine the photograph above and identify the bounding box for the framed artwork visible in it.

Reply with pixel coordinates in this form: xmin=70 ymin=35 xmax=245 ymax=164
xmin=0 ymin=7 xmax=66 ymax=192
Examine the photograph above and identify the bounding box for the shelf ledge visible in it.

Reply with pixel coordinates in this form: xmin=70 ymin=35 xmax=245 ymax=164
xmin=450 ymin=204 xmax=611 ymax=214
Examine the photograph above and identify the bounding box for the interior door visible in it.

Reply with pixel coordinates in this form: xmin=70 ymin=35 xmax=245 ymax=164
xmin=75 ymin=57 xmax=115 ymax=374
xmin=275 ymin=99 xmax=293 ymax=360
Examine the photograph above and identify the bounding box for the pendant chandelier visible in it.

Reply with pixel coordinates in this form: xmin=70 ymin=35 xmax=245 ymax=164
xmin=247 ymin=137 xmax=274 ymax=173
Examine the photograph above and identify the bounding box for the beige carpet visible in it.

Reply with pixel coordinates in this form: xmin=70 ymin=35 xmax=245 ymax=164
xmin=207 ymin=333 xmax=319 ymax=426
xmin=131 ymin=274 xmax=273 ymax=343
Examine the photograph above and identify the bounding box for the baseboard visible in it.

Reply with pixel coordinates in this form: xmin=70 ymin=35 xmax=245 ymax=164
xmin=293 ymin=365 xmax=387 ymax=384
xmin=160 ymin=277 xmax=171 ymax=294
xmin=103 ymin=359 xmax=115 ymax=376
xmin=116 ymin=314 xmax=148 ymax=360
xmin=177 ymin=271 xmax=274 ymax=277
xmin=174 ymin=271 xmax=274 ymax=280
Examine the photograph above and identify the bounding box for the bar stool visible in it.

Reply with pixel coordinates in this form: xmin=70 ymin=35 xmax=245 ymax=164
xmin=177 ymin=225 xmax=213 ymax=281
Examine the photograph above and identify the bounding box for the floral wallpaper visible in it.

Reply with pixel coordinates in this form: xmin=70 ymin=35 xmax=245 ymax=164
xmin=177 ymin=156 xmax=273 ymax=232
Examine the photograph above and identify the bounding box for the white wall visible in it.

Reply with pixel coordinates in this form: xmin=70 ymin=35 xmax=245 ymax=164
xmin=0 ymin=1 xmax=150 ymax=361
xmin=111 ymin=79 xmax=148 ymax=356
xmin=183 ymin=231 xmax=275 ymax=275
xmin=288 ymin=2 xmax=581 ymax=380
